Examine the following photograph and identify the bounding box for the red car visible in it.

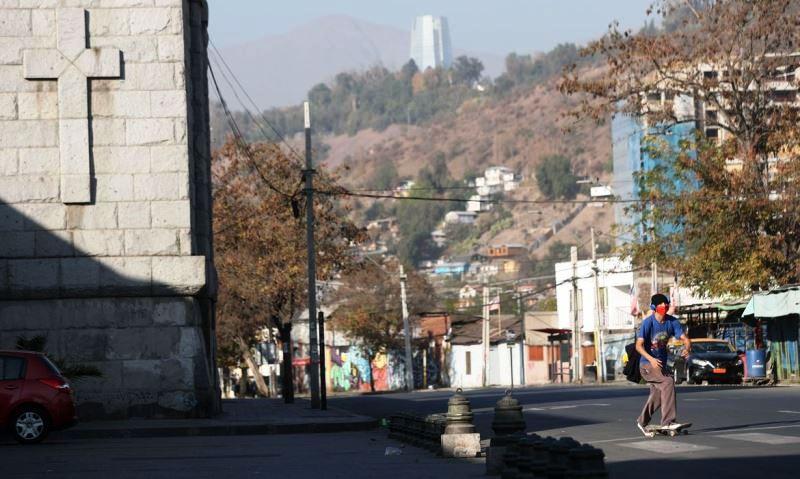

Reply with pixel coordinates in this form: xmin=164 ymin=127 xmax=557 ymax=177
xmin=0 ymin=351 xmax=78 ymax=443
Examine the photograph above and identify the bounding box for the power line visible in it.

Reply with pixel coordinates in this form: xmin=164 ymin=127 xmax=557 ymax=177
xmin=317 ymin=187 xmax=800 ymax=206
xmin=208 ymin=37 xmax=304 ymax=163
xmin=208 ymin=62 xmax=297 ymax=201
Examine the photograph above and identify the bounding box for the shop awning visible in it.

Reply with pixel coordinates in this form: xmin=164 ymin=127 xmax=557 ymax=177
xmin=742 ymin=286 xmax=800 ymax=319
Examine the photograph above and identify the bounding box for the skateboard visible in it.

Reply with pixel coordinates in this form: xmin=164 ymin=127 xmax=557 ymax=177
xmin=644 ymin=423 xmax=692 ymax=437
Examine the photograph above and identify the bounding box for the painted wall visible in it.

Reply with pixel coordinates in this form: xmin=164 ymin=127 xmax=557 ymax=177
xmin=449 ymin=344 xmax=484 ymax=389
xmin=325 ymin=346 xmax=407 ymax=392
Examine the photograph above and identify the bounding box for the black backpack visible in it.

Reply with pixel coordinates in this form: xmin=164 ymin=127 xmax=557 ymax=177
xmin=623 ymin=342 xmax=642 ymax=383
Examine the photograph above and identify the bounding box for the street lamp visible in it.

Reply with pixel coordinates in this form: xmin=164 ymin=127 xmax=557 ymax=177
xmin=505 ymin=329 xmax=517 ymax=389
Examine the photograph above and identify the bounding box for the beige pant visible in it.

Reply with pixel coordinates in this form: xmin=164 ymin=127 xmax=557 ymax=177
xmin=637 ymin=364 xmax=677 ymax=426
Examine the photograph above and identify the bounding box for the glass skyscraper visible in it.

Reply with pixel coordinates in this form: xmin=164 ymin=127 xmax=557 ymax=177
xmin=410 ymin=15 xmax=453 ymax=71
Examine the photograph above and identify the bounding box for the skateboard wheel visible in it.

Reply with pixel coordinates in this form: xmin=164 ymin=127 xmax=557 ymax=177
xmin=669 ymin=431 xmax=677 ymax=437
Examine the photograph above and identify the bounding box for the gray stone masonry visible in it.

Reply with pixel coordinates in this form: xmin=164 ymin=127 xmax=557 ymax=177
xmin=0 ymin=0 xmax=218 ymax=419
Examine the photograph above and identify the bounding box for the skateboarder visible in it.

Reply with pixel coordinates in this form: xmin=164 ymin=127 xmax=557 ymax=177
xmin=635 ymin=293 xmax=692 ymax=436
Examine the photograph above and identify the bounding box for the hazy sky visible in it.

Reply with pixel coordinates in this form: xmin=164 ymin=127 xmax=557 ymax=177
xmin=208 ymin=0 xmax=655 ymax=54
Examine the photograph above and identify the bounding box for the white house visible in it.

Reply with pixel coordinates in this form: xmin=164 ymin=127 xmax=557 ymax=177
xmin=457 ymin=284 xmax=478 ymax=309
xmin=475 ymin=166 xmax=519 ymax=196
xmin=554 ymin=256 xmax=637 ymax=333
xmin=444 ymin=211 xmax=478 ymax=225
xmin=431 ymin=229 xmax=447 ymax=247
xmin=467 ymin=194 xmax=493 ymax=212
xmin=448 ymin=315 xmax=526 ymax=389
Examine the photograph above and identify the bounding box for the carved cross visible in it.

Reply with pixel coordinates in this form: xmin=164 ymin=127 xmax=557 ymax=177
xmin=23 ymin=8 xmax=122 ymax=204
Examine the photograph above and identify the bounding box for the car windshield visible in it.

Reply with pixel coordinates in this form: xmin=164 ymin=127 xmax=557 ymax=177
xmin=693 ymin=342 xmax=735 ymax=353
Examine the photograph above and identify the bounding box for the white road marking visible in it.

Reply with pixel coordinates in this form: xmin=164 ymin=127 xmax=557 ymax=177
xmin=621 ymin=440 xmax=715 ymax=453
xmin=591 ymin=424 xmax=800 ymax=445
xmin=592 ymin=435 xmax=647 ymax=444
xmin=711 ymin=424 xmax=800 ymax=434
xmin=716 ymin=432 xmax=800 ymax=445
xmin=683 ymin=398 xmax=719 ymax=401
xmin=473 ymin=402 xmax=611 ymax=414
xmin=778 ymin=410 xmax=800 ymax=414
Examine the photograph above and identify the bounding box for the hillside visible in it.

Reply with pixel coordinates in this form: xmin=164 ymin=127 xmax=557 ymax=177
xmin=210 ymin=37 xmax=614 ymax=270
xmin=326 ymin=77 xmax=614 ymax=261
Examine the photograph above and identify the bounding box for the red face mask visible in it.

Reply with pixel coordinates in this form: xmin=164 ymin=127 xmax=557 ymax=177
xmin=655 ymin=304 xmax=668 ymax=315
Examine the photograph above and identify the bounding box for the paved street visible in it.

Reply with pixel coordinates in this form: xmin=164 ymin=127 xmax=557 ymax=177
xmin=0 ymin=431 xmax=483 ymax=479
xmin=329 ymin=383 xmax=800 ymax=478
xmin=2 ymin=384 xmax=798 ymax=478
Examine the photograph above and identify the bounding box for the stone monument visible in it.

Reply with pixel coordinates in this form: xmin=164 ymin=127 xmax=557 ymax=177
xmin=0 ymin=0 xmax=218 ymax=419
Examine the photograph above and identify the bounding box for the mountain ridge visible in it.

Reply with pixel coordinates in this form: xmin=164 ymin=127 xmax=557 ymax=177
xmin=215 ymin=15 xmax=504 ymax=109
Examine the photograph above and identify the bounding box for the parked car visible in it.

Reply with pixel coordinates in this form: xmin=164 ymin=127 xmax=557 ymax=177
xmin=668 ymin=339 xmax=744 ymax=385
xmin=0 ymin=351 xmax=78 ymax=443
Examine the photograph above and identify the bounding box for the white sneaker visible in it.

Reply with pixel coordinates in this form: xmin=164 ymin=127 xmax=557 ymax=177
xmin=637 ymin=421 xmax=654 ymax=437
xmin=665 ymin=422 xmax=685 ymax=430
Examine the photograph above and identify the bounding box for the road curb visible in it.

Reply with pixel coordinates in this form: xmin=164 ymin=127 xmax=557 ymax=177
xmin=57 ymin=418 xmax=379 ymax=440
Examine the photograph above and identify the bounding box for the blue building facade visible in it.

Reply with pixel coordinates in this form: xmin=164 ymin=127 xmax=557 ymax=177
xmin=612 ymin=113 xmax=696 ymax=245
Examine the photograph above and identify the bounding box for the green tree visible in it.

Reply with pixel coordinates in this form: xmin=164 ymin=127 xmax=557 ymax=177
xmin=535 ymin=154 xmax=578 ymax=199
xmin=452 ymin=56 xmax=484 ymax=86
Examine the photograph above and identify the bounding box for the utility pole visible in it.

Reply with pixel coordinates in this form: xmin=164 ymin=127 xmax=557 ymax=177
xmin=517 ymin=290 xmax=526 ymax=386
xmin=482 ymin=282 xmax=490 ymax=387
xmin=400 ymin=265 xmax=414 ymax=391
xmin=571 ymin=246 xmax=583 ymax=383
xmin=304 ymin=101 xmax=321 ymax=409
xmin=591 ymin=228 xmax=604 ymax=383
xmin=317 ymin=311 xmax=327 ymax=410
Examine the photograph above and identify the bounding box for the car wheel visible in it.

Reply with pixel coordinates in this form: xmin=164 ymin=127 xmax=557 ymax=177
xmin=11 ymin=406 xmax=50 ymax=444
xmin=686 ymin=367 xmax=696 ymax=385
xmin=673 ymin=367 xmax=683 ymax=385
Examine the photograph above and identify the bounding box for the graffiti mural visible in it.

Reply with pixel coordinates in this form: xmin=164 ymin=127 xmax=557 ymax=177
xmin=326 ymin=346 xmax=405 ymax=392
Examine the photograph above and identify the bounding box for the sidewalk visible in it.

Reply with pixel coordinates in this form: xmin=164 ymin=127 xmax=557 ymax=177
xmin=57 ymin=398 xmax=377 ymax=440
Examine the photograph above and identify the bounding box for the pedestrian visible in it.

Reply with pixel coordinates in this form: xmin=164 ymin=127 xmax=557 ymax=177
xmin=635 ymin=293 xmax=691 ymax=435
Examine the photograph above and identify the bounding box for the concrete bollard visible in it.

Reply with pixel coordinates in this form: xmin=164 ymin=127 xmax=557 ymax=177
xmin=487 ymin=391 xmax=527 ymax=475
xmin=441 ymin=389 xmax=481 ymax=458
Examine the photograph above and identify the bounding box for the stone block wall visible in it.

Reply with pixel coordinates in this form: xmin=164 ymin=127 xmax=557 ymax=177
xmin=0 ymin=0 xmax=218 ymax=418
xmin=0 ymin=296 xmax=214 ymax=418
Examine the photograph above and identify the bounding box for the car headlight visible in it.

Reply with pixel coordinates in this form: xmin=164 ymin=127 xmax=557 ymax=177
xmin=691 ymin=358 xmax=712 ymax=368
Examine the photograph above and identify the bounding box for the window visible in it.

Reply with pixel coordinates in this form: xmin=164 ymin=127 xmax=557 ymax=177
xmin=528 ymin=346 xmax=544 ymax=361
xmin=0 ymin=356 xmax=25 ymax=381
xmin=465 ymin=351 xmax=472 ymax=375
xmin=705 ymin=128 xmax=719 ymax=138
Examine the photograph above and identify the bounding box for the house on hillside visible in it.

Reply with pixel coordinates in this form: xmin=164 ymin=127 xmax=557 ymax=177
xmin=458 ymin=284 xmax=479 ymax=309
xmin=476 ymin=166 xmax=520 ymax=196
xmin=488 ymin=243 xmax=528 ymax=258
xmin=486 ymin=243 xmax=530 ymax=281
xmin=467 ymin=194 xmax=493 ymax=213
xmin=432 ymin=260 xmax=469 ymax=279
xmin=445 ymin=211 xmax=478 ymax=225
xmin=431 ymin=229 xmax=447 ymax=247
xmin=395 ymin=180 xmax=416 ymax=197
